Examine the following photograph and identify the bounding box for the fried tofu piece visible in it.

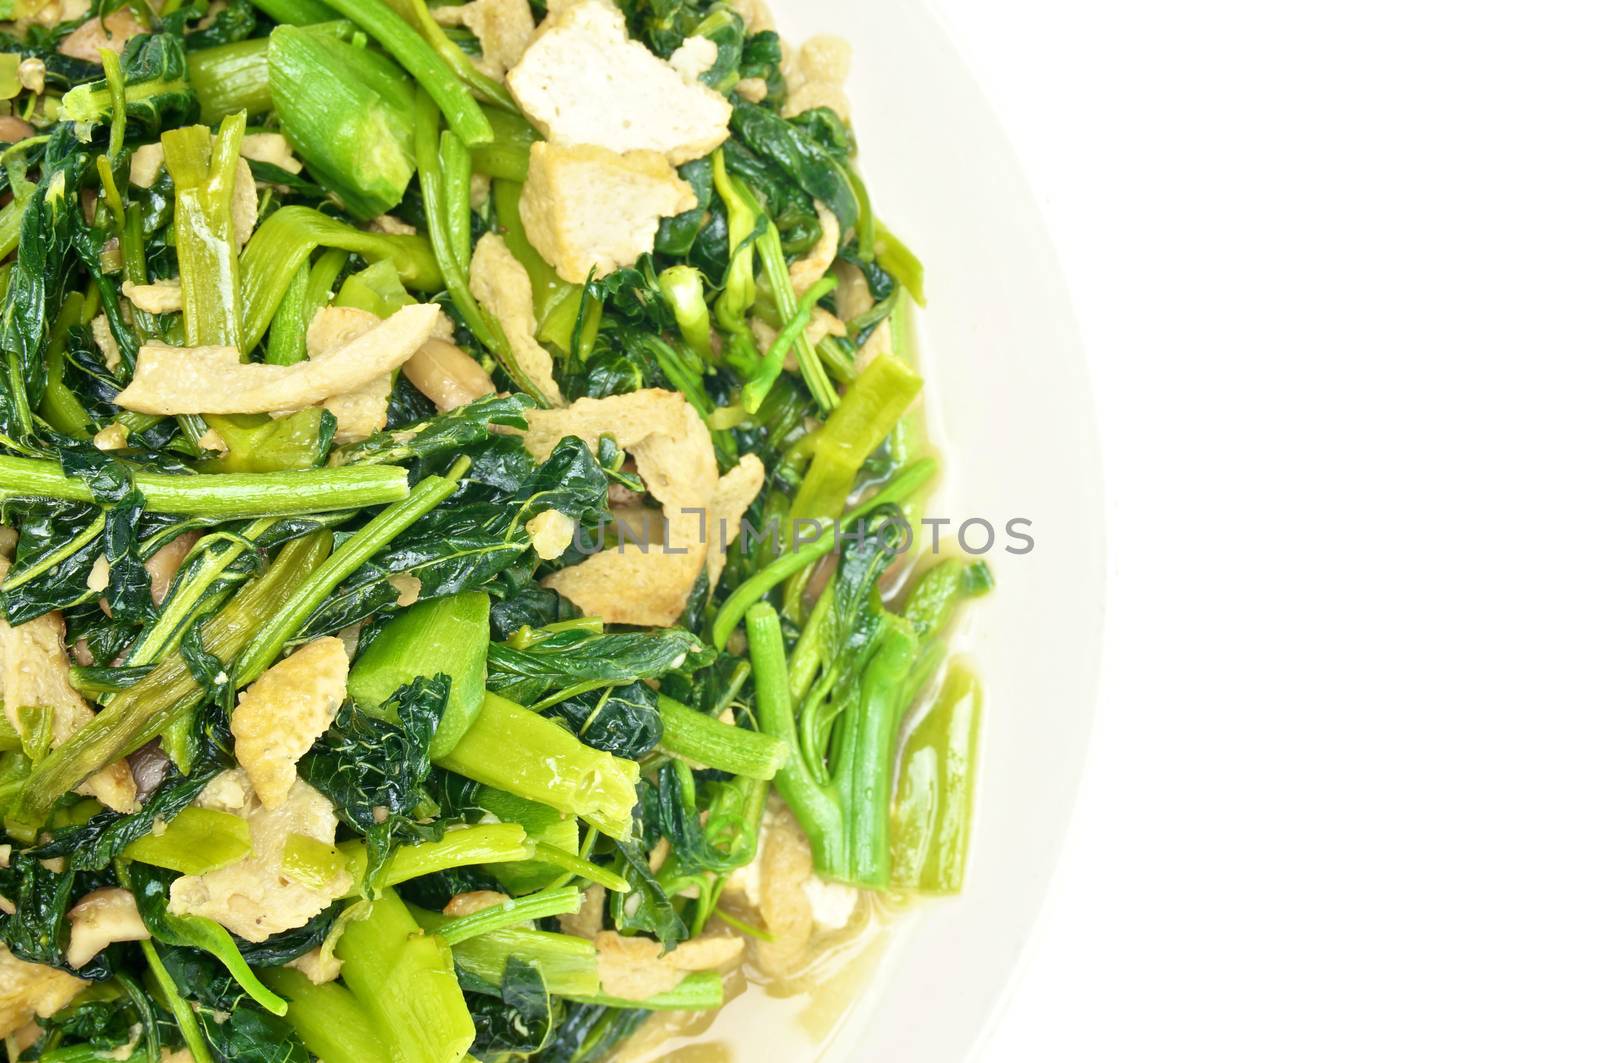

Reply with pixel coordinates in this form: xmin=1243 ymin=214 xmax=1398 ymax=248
xmin=518 ymin=142 xmax=695 ymax=284
xmin=508 ymin=1 xmax=729 ymax=165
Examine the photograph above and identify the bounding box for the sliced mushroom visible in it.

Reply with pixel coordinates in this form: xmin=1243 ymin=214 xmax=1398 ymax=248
xmin=66 ymin=888 xmax=149 ymax=969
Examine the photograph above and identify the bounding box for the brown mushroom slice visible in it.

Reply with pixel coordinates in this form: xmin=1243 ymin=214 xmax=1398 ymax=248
xmin=403 ymin=338 xmax=495 ymax=412
xmin=66 ymin=888 xmax=149 ymax=969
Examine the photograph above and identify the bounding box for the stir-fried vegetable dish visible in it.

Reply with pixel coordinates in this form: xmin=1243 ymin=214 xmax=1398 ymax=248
xmin=0 ymin=0 xmax=988 ymax=1057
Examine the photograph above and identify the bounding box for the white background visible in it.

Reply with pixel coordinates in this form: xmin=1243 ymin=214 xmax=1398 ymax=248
xmin=931 ymin=1 xmax=1600 ymax=1059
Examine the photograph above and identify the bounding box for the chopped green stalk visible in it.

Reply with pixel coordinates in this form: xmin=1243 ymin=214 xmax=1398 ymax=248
xmin=268 ymin=25 xmax=417 ymax=219
xmin=233 ymin=457 xmax=469 ymax=686
xmin=0 ymin=454 xmax=407 ymax=515
xmin=239 ymin=204 xmax=442 ymax=352
xmin=260 ymin=967 xmax=386 ymax=1063
xmin=335 ymin=888 xmax=476 ymax=1063
xmin=472 ymin=109 xmax=534 ymax=180
xmin=786 ymin=581 xmax=832 ymax=703
xmin=569 ymin=970 xmax=724 ymax=1012
xmin=282 ymin=832 xmax=345 ymax=890
xmin=513 ymin=841 xmax=630 ymax=893
xmin=120 ymin=201 xmax=158 ymax=337
xmin=334 ymin=258 xmax=416 ymax=317
xmin=40 ymin=290 xmax=91 ymax=438
xmin=339 ymin=822 xmax=529 ymax=892
xmin=264 ymin=259 xmax=311 ymax=366
xmin=711 ymin=457 xmax=938 ymax=649
xmin=891 ymin=662 xmax=981 ymax=893
xmin=788 ymin=353 xmax=922 ymax=525
xmin=632 ymin=332 xmax=712 ymax=416
xmin=414 ymin=90 xmax=527 ymax=391
xmin=397 ymin=0 xmax=518 ymax=113
xmin=304 ymin=246 xmax=349 ymax=318
xmin=474 ymin=786 xmax=594 ymax=893
xmin=316 ymin=0 xmax=492 ymax=147
xmin=197 ymin=408 xmax=335 ymax=472
xmin=122 ymin=806 xmax=251 ymax=874
xmin=122 ymin=516 xmax=285 ymax=669
xmin=747 ymin=602 xmax=844 ymax=875
xmin=475 ymin=787 xmax=578 ymax=854
xmin=413 ymin=915 xmax=598 ymax=997
xmin=437 ymin=692 xmax=640 ymax=839
xmin=10 ymin=532 xmax=330 ymax=833
xmin=847 ymin=164 xmax=876 ymax=262
xmin=99 ymin=49 xmax=127 ymax=160
xmin=875 ymin=222 xmax=925 ymax=305
xmin=711 ymin=151 xmax=756 ymax=333
xmin=137 ymin=940 xmax=215 ymax=1063
xmin=348 ymin=591 xmax=489 ymax=757
xmin=659 ymin=265 xmax=713 ymax=362
xmin=902 ymin=559 xmax=995 ymax=640
xmin=753 ymin=223 xmax=837 ymax=411
xmin=434 ymin=886 xmax=582 ymax=944
xmin=440 ymin=130 xmax=472 ymax=268
xmin=657 ymin=694 xmax=787 ymax=779
xmin=836 ymin=617 xmax=917 ymax=888
xmin=163 ymin=114 xmax=247 ymax=347
xmin=188 ymin=37 xmax=279 ymax=123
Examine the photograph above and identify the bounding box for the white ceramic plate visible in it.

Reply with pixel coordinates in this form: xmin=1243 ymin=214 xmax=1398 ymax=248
xmin=761 ymin=0 xmax=1107 ymax=1057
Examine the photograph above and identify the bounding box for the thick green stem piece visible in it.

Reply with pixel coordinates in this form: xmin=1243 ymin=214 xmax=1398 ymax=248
xmin=189 ymin=37 xmax=282 ymax=123
xmin=260 ymin=968 xmax=385 ymax=1063
xmin=437 ymin=692 xmax=640 ymax=840
xmin=890 ymin=662 xmax=981 ymax=894
xmin=335 ymin=889 xmax=476 ymax=1063
xmin=490 ymin=178 xmax=587 ymax=354
xmin=348 ymin=591 xmax=489 ymax=757
xmin=339 ymin=822 xmax=529 ymax=893
xmin=315 ymin=0 xmax=492 ymax=147
xmin=568 ymin=970 xmax=725 ymax=1012
xmin=657 ymin=694 xmax=786 ymax=779
xmin=788 ymin=353 xmax=922 ymax=525
xmin=239 ymin=205 xmax=441 ymax=352
xmin=0 ymin=454 xmax=408 ymax=515
xmin=746 ymin=602 xmax=844 ymax=876
xmin=163 ymin=114 xmax=247 ymax=348
xmin=122 ymin=806 xmax=251 ymax=874
xmin=838 ymin=618 xmax=917 ymax=887
xmin=246 ymin=0 xmax=337 ymax=24
xmin=434 ymin=886 xmax=582 ymax=944
xmin=414 ymin=91 xmax=527 ymax=391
